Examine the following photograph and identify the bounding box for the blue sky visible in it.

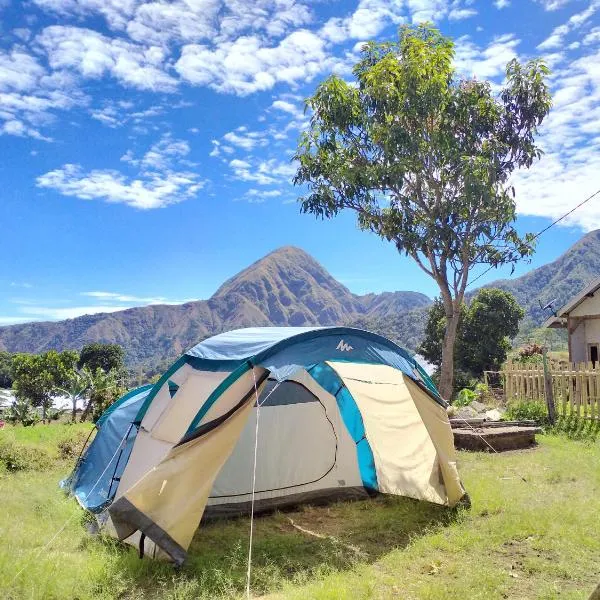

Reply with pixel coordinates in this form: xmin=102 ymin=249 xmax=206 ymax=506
xmin=0 ymin=0 xmax=599 ymax=324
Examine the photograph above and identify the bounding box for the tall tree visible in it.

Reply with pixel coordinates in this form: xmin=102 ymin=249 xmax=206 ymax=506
xmin=56 ymin=367 xmax=92 ymax=423
xmin=12 ymin=350 xmax=79 ymax=421
xmin=460 ymin=288 xmax=524 ymax=376
xmin=78 ymin=343 xmax=125 ymax=376
xmin=294 ymin=24 xmax=551 ymax=399
xmin=0 ymin=351 xmax=14 ymax=389
xmin=80 ymin=368 xmax=124 ymax=423
xmin=419 ymin=288 xmax=524 ymax=395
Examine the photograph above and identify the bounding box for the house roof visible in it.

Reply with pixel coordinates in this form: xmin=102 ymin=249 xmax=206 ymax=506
xmin=544 ymin=277 xmax=600 ymax=328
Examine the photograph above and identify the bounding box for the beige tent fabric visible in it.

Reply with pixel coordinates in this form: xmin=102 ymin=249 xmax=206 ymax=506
xmin=141 ymin=363 xmax=199 ymax=431
xmin=327 ymin=362 xmax=464 ymax=506
xmin=404 ymin=376 xmax=464 ymax=506
xmin=112 ymin=389 xmax=260 ymax=555
xmin=115 ymin=369 xmax=231 ymax=498
xmin=152 ymin=371 xmax=233 ymax=443
xmin=198 ymin=367 xmax=267 ymax=426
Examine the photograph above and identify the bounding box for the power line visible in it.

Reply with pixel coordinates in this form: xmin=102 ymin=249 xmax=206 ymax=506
xmin=466 ymin=187 xmax=600 ymax=289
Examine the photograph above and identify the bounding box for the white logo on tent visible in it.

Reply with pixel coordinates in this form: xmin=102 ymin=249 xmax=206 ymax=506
xmin=336 ymin=339 xmax=354 ymax=352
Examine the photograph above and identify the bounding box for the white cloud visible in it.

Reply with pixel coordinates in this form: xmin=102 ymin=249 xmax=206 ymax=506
xmin=81 ymin=291 xmax=177 ymax=304
xmin=407 ymin=0 xmax=448 ymax=22
xmin=494 ymin=0 xmax=510 ymax=8
xmin=32 ymin=0 xmax=136 ymax=29
xmin=9 ymin=282 xmax=33 ymax=288
xmin=243 ymin=188 xmax=282 ymax=203
xmin=584 ymin=27 xmax=600 ymax=45
xmin=12 ymin=28 xmax=32 ymax=42
xmin=512 ymin=45 xmax=600 ymax=230
xmin=271 ymin=99 xmax=300 ymax=115
xmin=176 ymin=29 xmax=332 ymax=95
xmin=125 ymin=1 xmax=220 ymax=45
xmin=229 ymin=156 xmax=296 ymax=185
xmin=5 ymin=288 xmax=194 ymax=323
xmin=0 ymin=46 xmax=84 ymax=139
xmin=0 ymin=316 xmax=39 ymax=325
xmin=319 ymin=0 xmax=406 ymax=42
xmin=240 ymin=188 xmax=282 ymax=203
xmin=33 ymin=0 xmax=313 ymax=46
xmin=223 ymin=127 xmax=269 ymax=150
xmin=37 ymin=164 xmax=204 ymax=209
xmin=448 ymin=8 xmax=477 ymax=20
xmin=455 ymin=34 xmax=520 ymax=79
xmin=37 ymin=25 xmax=177 ymax=92
xmin=537 ymin=2 xmax=598 ymax=51
xmin=37 ymin=134 xmax=203 ymax=209
xmin=139 ymin=135 xmax=191 ymax=170
xmin=535 ymin=0 xmax=576 ymax=10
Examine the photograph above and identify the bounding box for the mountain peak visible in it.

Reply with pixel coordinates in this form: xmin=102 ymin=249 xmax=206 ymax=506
xmin=264 ymin=245 xmax=315 ymax=259
xmin=209 ymin=246 xmax=361 ymax=327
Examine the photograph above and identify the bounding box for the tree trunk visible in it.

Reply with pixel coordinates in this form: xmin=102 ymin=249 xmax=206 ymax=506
xmin=72 ymin=396 xmax=77 ymax=423
xmin=439 ymin=310 xmax=461 ymax=401
xmin=80 ymin=399 xmax=92 ymax=422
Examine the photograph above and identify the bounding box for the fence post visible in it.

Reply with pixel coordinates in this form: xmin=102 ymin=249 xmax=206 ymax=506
xmin=542 ymin=347 xmax=556 ymax=425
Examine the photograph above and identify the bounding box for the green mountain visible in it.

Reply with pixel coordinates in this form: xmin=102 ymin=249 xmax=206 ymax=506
xmin=0 ymin=246 xmax=430 ymax=367
xmin=350 ymin=229 xmax=600 ymax=351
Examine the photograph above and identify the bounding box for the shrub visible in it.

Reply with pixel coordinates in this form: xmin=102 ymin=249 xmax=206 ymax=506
xmin=47 ymin=408 xmax=62 ymax=421
xmin=0 ymin=438 xmax=53 ymax=472
xmin=515 ymin=343 xmax=544 ymax=364
xmin=504 ymin=399 xmax=548 ymax=424
xmin=6 ymin=398 xmax=40 ymax=427
xmin=57 ymin=429 xmax=89 ymax=460
xmin=551 ymin=416 xmax=600 ymax=442
xmin=454 ymin=388 xmax=477 ymax=407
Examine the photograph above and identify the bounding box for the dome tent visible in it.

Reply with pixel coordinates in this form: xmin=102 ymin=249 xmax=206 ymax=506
xmin=65 ymin=326 xmax=466 ymax=565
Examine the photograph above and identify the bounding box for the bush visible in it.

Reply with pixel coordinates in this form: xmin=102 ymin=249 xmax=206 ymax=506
xmin=0 ymin=438 xmax=53 ymax=472
xmin=57 ymin=429 xmax=89 ymax=460
xmin=47 ymin=408 xmax=62 ymax=421
xmin=515 ymin=343 xmax=544 ymax=364
xmin=454 ymin=388 xmax=477 ymax=407
xmin=6 ymin=398 xmax=40 ymax=427
xmin=504 ymin=399 xmax=549 ymax=424
xmin=551 ymin=415 xmax=600 ymax=442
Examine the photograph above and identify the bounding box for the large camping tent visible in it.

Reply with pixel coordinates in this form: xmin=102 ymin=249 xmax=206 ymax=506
xmin=65 ymin=326 xmax=466 ymax=564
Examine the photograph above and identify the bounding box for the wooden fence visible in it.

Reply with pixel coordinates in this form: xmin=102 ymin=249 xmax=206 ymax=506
xmin=503 ymin=361 xmax=600 ymax=420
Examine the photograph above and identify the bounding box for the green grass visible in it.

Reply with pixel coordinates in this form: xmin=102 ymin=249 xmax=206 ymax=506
xmin=4 ymin=421 xmax=93 ymax=456
xmin=1 ymin=424 xmax=600 ymax=599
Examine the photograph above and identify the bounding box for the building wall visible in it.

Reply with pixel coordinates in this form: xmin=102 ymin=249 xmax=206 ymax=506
xmin=570 ymin=321 xmax=587 ymax=363
xmin=570 ymin=294 xmax=600 ymax=317
xmin=568 ymin=295 xmax=600 ymax=363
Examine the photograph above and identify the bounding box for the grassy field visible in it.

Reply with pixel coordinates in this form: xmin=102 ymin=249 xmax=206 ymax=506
xmin=1 ymin=424 xmax=599 ymax=600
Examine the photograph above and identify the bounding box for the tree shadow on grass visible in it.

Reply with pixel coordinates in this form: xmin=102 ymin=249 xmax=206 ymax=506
xmin=98 ymin=495 xmax=464 ymax=599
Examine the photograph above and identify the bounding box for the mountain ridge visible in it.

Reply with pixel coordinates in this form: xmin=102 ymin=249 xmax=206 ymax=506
xmin=1 ymin=233 xmax=598 ymax=367
xmin=0 ymin=246 xmax=430 ymax=365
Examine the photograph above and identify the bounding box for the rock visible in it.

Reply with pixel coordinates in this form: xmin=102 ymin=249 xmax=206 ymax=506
xmin=470 ymin=400 xmax=486 ymax=413
xmin=454 ymin=405 xmax=479 ymax=420
xmin=484 ymin=408 xmax=504 ymax=422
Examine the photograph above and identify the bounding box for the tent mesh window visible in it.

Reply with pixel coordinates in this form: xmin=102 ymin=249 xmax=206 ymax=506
xmin=257 ymin=379 xmax=321 ymax=406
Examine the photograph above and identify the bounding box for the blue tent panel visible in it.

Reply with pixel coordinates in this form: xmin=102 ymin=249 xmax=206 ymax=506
xmin=309 ymin=362 xmax=378 ymax=491
xmin=185 ymin=327 xmax=438 ymax=399
xmin=70 ymin=385 xmax=152 ymax=512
